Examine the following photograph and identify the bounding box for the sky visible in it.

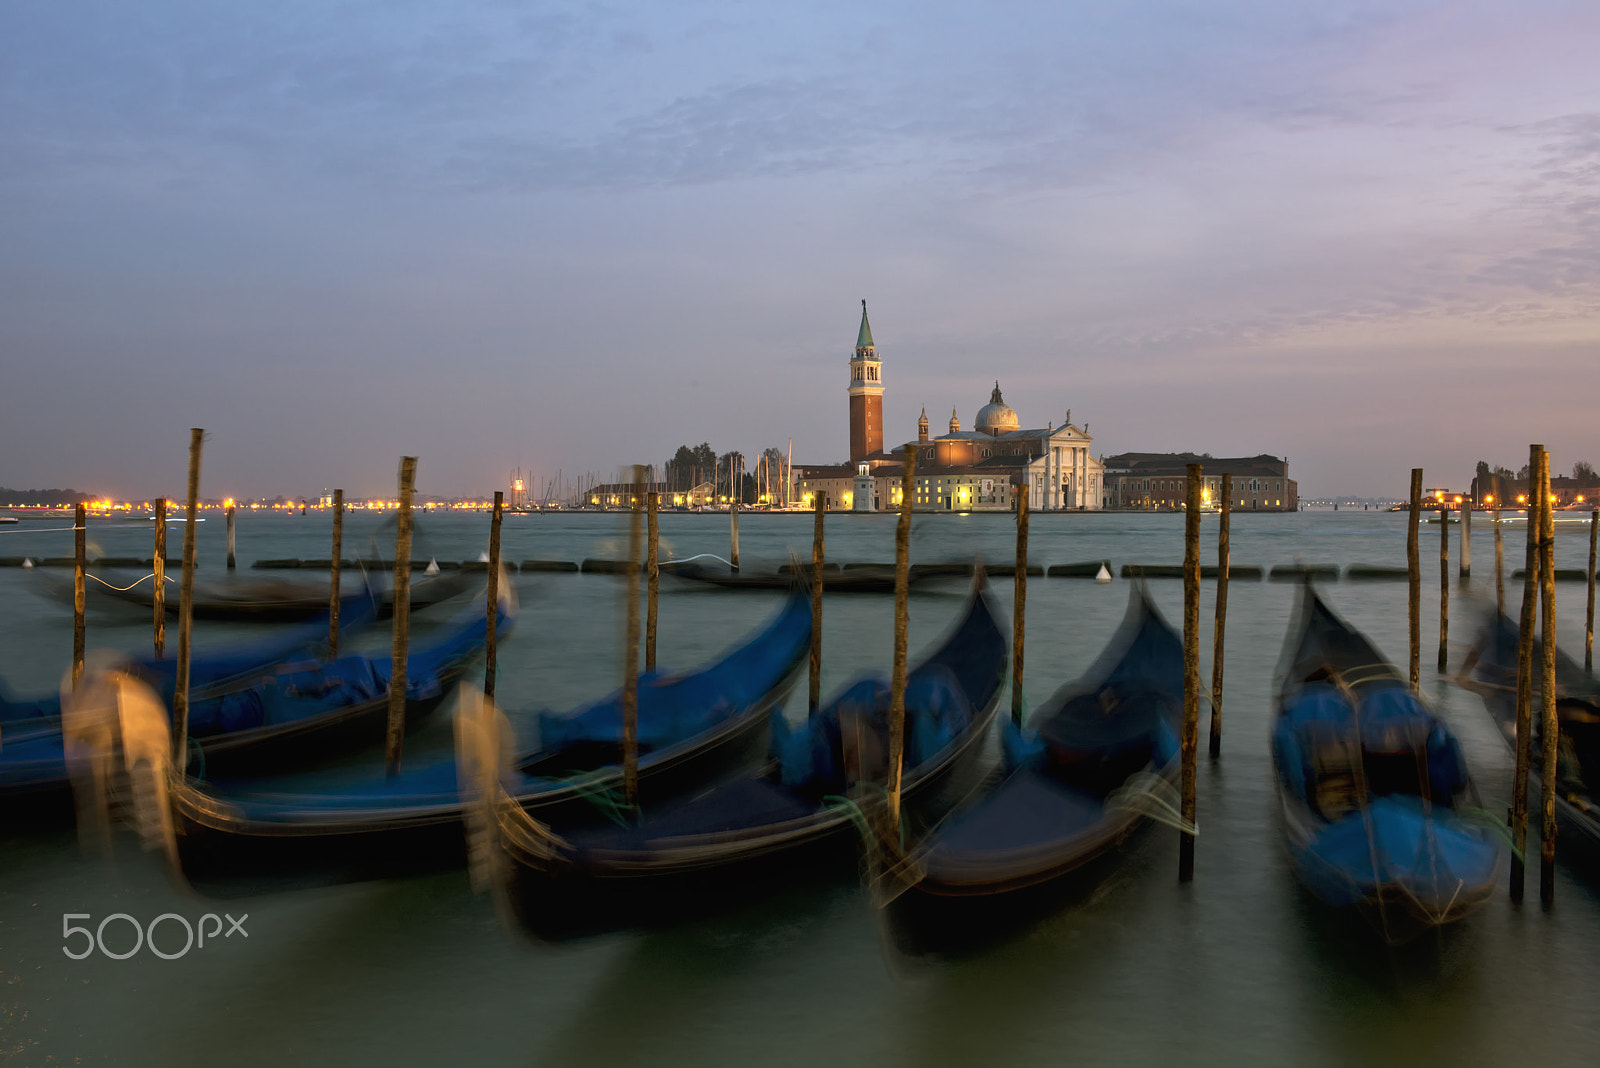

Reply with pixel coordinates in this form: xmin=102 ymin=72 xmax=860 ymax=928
xmin=2 ymin=0 xmax=1597 ymax=501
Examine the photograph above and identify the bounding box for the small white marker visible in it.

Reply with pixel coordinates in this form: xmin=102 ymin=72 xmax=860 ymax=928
xmin=1095 ymin=562 xmax=1112 ymax=583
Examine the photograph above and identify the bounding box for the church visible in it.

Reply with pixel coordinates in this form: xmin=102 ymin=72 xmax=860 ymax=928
xmin=792 ymin=303 xmax=1104 ymax=512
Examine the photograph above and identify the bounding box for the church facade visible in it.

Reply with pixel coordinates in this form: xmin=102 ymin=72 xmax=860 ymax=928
xmin=792 ymin=303 xmax=1103 ymax=512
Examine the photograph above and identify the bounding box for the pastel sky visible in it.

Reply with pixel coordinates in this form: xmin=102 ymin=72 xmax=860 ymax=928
xmin=3 ymin=1 xmax=1596 ymax=500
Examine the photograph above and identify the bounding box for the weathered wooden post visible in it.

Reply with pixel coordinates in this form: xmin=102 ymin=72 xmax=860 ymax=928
xmin=385 ymin=456 xmax=416 ymax=777
xmin=1408 ymin=469 xmax=1423 ymax=692
xmin=485 ymin=491 xmax=503 ymax=701
xmin=1510 ymin=444 xmax=1541 ymax=901
xmin=328 ymin=489 xmax=344 ymax=658
xmin=887 ymin=453 xmax=915 ymax=842
xmin=1210 ymin=474 xmax=1232 ymax=758
xmin=729 ymin=455 xmax=741 ymax=570
xmin=622 ymin=466 xmax=645 ymax=806
xmin=1588 ymin=508 xmax=1597 ymax=672
xmin=809 ymin=491 xmax=826 ymax=715
xmin=646 ymin=491 xmax=659 ymax=672
xmin=153 ymin=498 xmax=167 ymax=657
xmin=1494 ymin=507 xmax=1505 ymax=618
xmin=1439 ymin=505 xmax=1451 ymax=672
xmin=72 ymin=502 xmax=86 ymax=687
xmin=1460 ymin=498 xmax=1471 ymax=584
xmin=1012 ymin=492 xmax=1029 ymax=726
xmin=1180 ymin=464 xmax=1202 ymax=881
xmin=1538 ymin=450 xmax=1559 ymax=904
xmin=226 ymin=503 xmax=236 ymax=570
xmin=173 ymin=428 xmax=204 ymax=767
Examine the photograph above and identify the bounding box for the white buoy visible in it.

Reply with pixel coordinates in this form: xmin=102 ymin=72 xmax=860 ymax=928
xmin=477 ymin=551 xmax=490 ymax=563
xmin=1095 ymin=562 xmax=1112 ymax=583
xmin=424 ymin=558 xmax=440 ymax=576
xmin=21 ymin=557 xmax=33 ymax=568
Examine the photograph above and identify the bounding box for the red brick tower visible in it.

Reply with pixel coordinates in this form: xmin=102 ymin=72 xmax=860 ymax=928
xmin=848 ymin=300 xmax=883 ymax=462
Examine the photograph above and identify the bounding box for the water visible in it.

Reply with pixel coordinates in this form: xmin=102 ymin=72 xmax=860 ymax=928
xmin=4 ymin=509 xmax=1600 ymax=1066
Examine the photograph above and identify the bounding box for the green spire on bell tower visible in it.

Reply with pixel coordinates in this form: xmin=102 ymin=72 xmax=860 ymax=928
xmin=856 ymin=299 xmax=874 ymax=351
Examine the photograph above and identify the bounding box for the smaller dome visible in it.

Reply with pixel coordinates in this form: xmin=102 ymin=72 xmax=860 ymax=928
xmin=974 ymin=382 xmax=1019 ymax=436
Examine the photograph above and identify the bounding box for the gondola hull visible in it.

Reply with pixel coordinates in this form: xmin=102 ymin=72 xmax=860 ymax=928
xmin=484 ymin=588 xmax=1007 ymax=942
xmin=1459 ymin=614 xmax=1600 ymax=882
xmin=881 ymin=592 xmax=1184 ymax=950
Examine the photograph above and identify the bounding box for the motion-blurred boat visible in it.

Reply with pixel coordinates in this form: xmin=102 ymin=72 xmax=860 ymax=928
xmin=122 ymin=591 xmax=807 ymax=895
xmin=468 ymin=579 xmax=1005 ymax=941
xmin=1271 ymin=588 xmax=1502 ymax=942
xmin=2 ymin=588 xmax=500 ymax=805
xmin=1459 ymin=613 xmax=1600 ymax=875
xmin=881 ymin=587 xmax=1182 ymax=951
xmin=45 ymin=567 xmax=474 ymax=622
xmin=662 ymin=558 xmax=948 ymax=593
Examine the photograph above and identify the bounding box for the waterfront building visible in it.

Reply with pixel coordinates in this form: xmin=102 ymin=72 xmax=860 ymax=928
xmin=794 ymin=302 xmax=1102 ymax=512
xmin=1101 ymin=453 xmax=1298 ymax=511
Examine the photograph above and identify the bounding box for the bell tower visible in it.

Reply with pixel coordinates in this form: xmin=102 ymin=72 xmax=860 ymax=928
xmin=847 ymin=300 xmax=883 ymax=462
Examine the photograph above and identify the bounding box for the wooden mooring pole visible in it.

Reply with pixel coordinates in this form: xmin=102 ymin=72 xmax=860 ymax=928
xmin=646 ymin=491 xmax=659 ymax=672
xmin=1407 ymin=469 xmax=1423 ymax=692
xmin=1439 ymin=505 xmax=1451 ymax=672
xmin=1587 ymin=508 xmax=1597 ymax=672
xmin=1012 ymin=492 xmax=1028 ymax=726
xmin=622 ymin=466 xmax=646 ymax=807
xmin=887 ymin=453 xmax=915 ymax=842
xmin=153 ymin=498 xmax=167 ymax=658
xmin=1210 ymin=474 xmax=1232 ymax=758
xmin=385 ymin=456 xmax=416 ymax=777
xmin=485 ymin=491 xmax=503 ymax=701
xmin=72 ymin=502 xmax=86 ymax=688
xmin=1494 ymin=507 xmax=1505 ymax=618
xmin=1510 ymin=444 xmax=1542 ymax=902
xmin=1180 ymin=464 xmax=1202 ymax=882
xmin=809 ymin=492 xmax=826 ymax=715
xmin=1538 ymin=449 xmax=1559 ymax=904
xmin=173 ymin=428 xmax=204 ymax=767
xmin=226 ymin=504 xmax=236 ymax=570
xmin=328 ymin=489 xmax=343 ymax=658
xmin=729 ymin=456 xmax=741 ymax=570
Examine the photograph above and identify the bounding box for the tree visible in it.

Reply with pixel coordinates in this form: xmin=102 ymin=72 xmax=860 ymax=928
xmin=1574 ymin=460 xmax=1596 ymax=485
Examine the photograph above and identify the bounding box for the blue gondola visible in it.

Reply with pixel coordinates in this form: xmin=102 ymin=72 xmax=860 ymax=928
xmin=1 ymin=590 xmax=379 ymax=802
xmin=1460 ymin=612 xmax=1600 ymax=876
xmin=134 ymin=592 xmax=809 ymax=895
xmin=1272 ymin=588 xmax=1502 ymax=942
xmin=472 ymin=580 xmax=1006 ymax=942
xmin=2 ymin=587 xmax=500 ymax=802
xmin=880 ymin=587 xmax=1182 ymax=950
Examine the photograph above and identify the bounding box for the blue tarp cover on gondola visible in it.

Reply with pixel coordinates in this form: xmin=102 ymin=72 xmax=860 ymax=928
xmin=0 ymin=589 xmax=379 ymax=728
xmin=1294 ymin=794 xmax=1502 ymax=908
xmin=771 ymin=665 xmax=976 ymax=793
xmin=536 ymin=595 xmax=811 ymax=757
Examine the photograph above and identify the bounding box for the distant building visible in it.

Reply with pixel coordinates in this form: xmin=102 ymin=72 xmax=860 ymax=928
xmin=1470 ymin=473 xmax=1597 ymax=510
xmin=1102 ymin=453 xmax=1297 ymax=511
xmin=795 ymin=303 xmax=1101 ymax=511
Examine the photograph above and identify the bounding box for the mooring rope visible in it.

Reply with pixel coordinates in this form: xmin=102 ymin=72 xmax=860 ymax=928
xmin=1108 ymin=772 xmax=1197 ymax=835
xmin=83 ymin=572 xmax=174 ymax=592
xmin=558 ymin=770 xmax=637 ymax=827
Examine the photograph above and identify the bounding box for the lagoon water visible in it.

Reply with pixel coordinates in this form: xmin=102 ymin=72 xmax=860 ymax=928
xmin=3 ymin=508 xmax=1600 ymax=1066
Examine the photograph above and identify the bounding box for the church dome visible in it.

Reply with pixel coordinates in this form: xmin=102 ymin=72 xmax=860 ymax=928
xmin=974 ymin=382 xmax=1019 ymax=436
